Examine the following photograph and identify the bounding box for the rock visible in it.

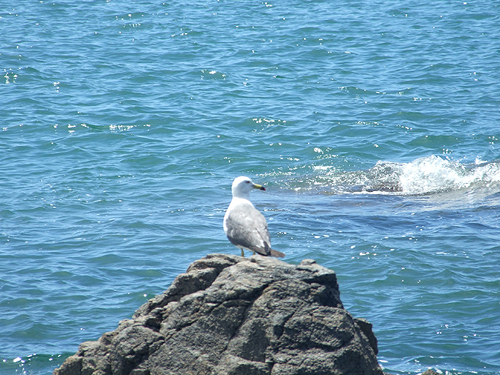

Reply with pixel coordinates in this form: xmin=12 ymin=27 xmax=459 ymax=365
xmin=421 ymin=371 xmax=441 ymax=375
xmin=54 ymin=254 xmax=383 ymax=375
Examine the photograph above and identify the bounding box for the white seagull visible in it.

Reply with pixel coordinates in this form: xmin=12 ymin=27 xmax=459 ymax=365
xmin=223 ymin=176 xmax=285 ymax=258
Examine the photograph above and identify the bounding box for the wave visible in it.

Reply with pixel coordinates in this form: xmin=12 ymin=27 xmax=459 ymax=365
xmin=393 ymin=156 xmax=500 ymax=196
xmin=281 ymin=156 xmax=500 ymax=197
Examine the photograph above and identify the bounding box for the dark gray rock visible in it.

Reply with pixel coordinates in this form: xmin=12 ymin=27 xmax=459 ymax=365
xmin=54 ymin=254 xmax=383 ymax=375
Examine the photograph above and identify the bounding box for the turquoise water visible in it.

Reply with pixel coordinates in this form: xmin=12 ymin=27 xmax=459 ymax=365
xmin=1 ymin=1 xmax=500 ymax=374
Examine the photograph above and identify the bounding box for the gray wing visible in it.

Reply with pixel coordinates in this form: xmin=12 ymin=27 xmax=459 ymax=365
xmin=225 ymin=204 xmax=271 ymax=256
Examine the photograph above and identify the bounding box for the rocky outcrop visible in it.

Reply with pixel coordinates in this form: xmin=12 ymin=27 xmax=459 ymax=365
xmin=54 ymin=254 xmax=383 ymax=375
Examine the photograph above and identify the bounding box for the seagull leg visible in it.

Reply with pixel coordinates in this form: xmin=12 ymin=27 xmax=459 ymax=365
xmin=240 ymin=248 xmax=245 ymax=257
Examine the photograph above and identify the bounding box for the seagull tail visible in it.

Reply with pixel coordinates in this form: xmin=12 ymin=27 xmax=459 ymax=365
xmin=270 ymin=248 xmax=285 ymax=258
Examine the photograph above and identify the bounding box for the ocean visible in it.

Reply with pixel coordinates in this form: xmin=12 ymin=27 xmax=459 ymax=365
xmin=1 ymin=0 xmax=499 ymax=374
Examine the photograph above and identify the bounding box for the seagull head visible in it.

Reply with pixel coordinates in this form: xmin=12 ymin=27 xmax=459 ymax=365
xmin=232 ymin=176 xmax=265 ymax=198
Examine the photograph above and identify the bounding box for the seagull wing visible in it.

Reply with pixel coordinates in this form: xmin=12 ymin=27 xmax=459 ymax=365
xmin=224 ymin=203 xmax=271 ymax=256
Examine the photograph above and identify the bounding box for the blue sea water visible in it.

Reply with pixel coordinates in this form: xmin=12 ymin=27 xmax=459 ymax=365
xmin=1 ymin=0 xmax=500 ymax=374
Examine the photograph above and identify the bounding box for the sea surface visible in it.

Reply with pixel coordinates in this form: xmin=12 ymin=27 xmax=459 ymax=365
xmin=1 ymin=1 xmax=500 ymax=374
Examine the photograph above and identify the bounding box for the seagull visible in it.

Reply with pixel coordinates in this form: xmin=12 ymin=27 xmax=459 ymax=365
xmin=223 ymin=176 xmax=285 ymax=258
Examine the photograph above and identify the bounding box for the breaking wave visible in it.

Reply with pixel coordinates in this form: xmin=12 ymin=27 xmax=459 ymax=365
xmin=284 ymin=156 xmax=500 ymax=197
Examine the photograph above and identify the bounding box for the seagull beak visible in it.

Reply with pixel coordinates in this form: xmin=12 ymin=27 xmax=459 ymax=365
xmin=253 ymin=183 xmax=266 ymax=191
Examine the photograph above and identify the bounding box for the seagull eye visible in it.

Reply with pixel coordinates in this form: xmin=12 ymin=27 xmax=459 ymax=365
xmin=245 ymin=180 xmax=251 ymax=184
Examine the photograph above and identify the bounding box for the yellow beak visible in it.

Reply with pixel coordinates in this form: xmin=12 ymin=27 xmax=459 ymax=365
xmin=253 ymin=183 xmax=266 ymax=191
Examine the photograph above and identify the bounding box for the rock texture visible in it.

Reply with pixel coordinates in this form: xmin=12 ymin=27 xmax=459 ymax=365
xmin=54 ymin=254 xmax=383 ymax=375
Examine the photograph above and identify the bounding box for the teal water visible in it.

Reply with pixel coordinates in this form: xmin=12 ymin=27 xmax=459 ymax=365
xmin=1 ymin=1 xmax=500 ymax=374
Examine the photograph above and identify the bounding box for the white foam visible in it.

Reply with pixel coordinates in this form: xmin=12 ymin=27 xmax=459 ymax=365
xmin=398 ymin=156 xmax=500 ymax=195
xmin=279 ymin=156 xmax=500 ymax=197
